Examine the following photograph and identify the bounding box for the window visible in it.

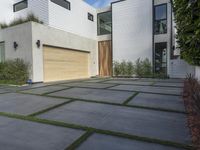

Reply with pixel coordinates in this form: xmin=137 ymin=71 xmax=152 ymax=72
xmin=88 ymin=13 xmax=94 ymax=21
xmin=51 ymin=0 xmax=70 ymax=10
xmin=154 ymin=42 xmax=167 ymax=75
xmin=97 ymin=11 xmax=112 ymax=35
xmin=0 ymin=42 xmax=5 ymax=63
xmin=13 ymin=0 xmax=28 ymax=12
xmin=154 ymin=4 xmax=167 ymax=34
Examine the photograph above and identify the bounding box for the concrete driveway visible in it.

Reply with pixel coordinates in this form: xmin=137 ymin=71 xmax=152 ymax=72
xmin=0 ymin=78 xmax=192 ymax=150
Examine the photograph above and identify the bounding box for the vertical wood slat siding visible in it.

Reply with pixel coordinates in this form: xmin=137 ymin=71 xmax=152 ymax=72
xmin=99 ymin=41 xmax=112 ymax=76
xmin=43 ymin=46 xmax=90 ymax=82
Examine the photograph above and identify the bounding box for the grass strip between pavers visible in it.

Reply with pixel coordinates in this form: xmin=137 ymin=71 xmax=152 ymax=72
xmin=0 ymin=112 xmax=193 ymax=150
xmin=65 ymin=130 xmax=94 ymax=150
xmin=123 ymin=92 xmax=139 ymax=105
xmin=28 ymin=100 xmax=74 ymax=117
xmin=42 ymin=95 xmax=187 ymax=114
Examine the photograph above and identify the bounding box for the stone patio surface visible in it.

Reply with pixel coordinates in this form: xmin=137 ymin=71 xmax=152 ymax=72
xmin=48 ymin=87 xmax=134 ymax=104
xmin=38 ymin=101 xmax=191 ymax=144
xmin=0 ymin=93 xmax=68 ymax=115
xmin=110 ymin=84 xmax=182 ymax=95
xmin=128 ymin=93 xmax=185 ymax=112
xmin=77 ymin=133 xmax=185 ymax=150
xmin=0 ymin=116 xmax=84 ymax=150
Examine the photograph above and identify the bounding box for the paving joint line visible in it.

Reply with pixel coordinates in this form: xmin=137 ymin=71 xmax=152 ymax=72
xmin=0 ymin=112 xmax=193 ymax=150
xmin=123 ymin=92 xmax=139 ymax=105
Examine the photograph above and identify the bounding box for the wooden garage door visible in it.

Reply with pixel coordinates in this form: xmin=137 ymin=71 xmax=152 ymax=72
xmin=43 ymin=46 xmax=90 ymax=82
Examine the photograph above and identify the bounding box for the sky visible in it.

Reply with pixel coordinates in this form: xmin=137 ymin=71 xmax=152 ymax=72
xmin=84 ymin=0 xmax=118 ymax=8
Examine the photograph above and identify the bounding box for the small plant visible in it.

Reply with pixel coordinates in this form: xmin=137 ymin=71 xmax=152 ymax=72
xmin=0 ymin=13 xmax=43 ymax=29
xmin=0 ymin=58 xmax=29 ymax=85
xmin=134 ymin=58 xmax=153 ymax=78
xmin=113 ymin=60 xmax=134 ymax=77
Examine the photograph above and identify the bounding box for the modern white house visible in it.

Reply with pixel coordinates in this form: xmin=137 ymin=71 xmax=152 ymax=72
xmin=0 ymin=0 xmax=196 ymax=83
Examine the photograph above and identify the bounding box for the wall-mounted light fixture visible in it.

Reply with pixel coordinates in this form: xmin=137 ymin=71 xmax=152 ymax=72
xmin=13 ymin=41 xmax=18 ymax=50
xmin=36 ymin=40 xmax=40 ymax=48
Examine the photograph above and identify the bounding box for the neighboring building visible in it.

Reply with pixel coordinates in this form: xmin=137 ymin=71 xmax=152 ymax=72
xmin=0 ymin=0 xmax=195 ymax=83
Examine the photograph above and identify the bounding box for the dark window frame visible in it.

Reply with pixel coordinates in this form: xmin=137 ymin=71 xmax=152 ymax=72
xmin=97 ymin=11 xmax=112 ymax=36
xmin=88 ymin=13 xmax=94 ymax=22
xmin=13 ymin=0 xmax=28 ymax=12
xmin=50 ymin=0 xmax=71 ymax=10
xmin=154 ymin=3 xmax=168 ymax=35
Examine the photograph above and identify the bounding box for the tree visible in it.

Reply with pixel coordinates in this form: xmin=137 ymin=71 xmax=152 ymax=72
xmin=173 ymin=0 xmax=200 ymax=66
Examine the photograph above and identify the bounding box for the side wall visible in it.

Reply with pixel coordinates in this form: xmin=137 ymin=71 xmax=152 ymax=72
xmin=31 ymin=22 xmax=98 ymax=82
xmin=112 ymin=0 xmax=153 ymax=63
xmin=13 ymin=0 xmax=49 ymax=24
xmin=48 ymin=0 xmax=97 ymax=40
xmin=0 ymin=0 xmax=14 ymax=24
xmin=0 ymin=23 xmax=33 ymax=79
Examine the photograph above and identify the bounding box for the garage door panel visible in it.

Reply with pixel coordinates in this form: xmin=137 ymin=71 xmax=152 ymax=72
xmin=43 ymin=46 xmax=90 ymax=82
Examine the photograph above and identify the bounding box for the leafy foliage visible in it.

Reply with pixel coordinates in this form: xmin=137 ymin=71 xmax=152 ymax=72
xmin=0 ymin=14 xmax=43 ymax=29
xmin=173 ymin=0 xmax=200 ymax=66
xmin=0 ymin=59 xmax=29 ymax=85
xmin=134 ymin=58 xmax=152 ymax=78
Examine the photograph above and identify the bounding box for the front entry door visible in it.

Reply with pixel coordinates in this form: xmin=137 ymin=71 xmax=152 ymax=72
xmin=99 ymin=41 xmax=112 ymax=76
xmin=154 ymin=42 xmax=167 ymax=75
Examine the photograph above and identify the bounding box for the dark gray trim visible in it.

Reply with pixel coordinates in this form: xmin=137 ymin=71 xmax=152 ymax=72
xmin=50 ymin=0 xmax=71 ymax=10
xmin=152 ymin=0 xmax=155 ymax=74
xmin=42 ymin=45 xmax=90 ymax=54
xmin=88 ymin=13 xmax=94 ymax=22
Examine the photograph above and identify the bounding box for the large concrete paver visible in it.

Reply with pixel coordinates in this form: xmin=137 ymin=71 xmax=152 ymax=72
xmin=154 ymin=82 xmax=184 ymax=88
xmin=48 ymin=88 xmax=134 ymax=104
xmin=38 ymin=101 xmax=191 ymax=144
xmin=21 ymin=85 xmax=68 ymax=95
xmin=104 ymin=80 xmax=154 ymax=86
xmin=61 ymin=82 xmax=115 ymax=89
xmin=0 ymin=116 xmax=85 ymax=150
xmin=0 ymin=89 xmax=10 ymax=94
xmin=128 ymin=93 xmax=185 ymax=112
xmin=138 ymin=78 xmax=184 ymax=83
xmin=77 ymin=133 xmax=185 ymax=150
xmin=110 ymin=85 xmax=182 ymax=95
xmin=0 ymin=93 xmax=69 ymax=115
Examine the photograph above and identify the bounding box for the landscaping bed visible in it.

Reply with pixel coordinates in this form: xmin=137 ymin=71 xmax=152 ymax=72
xmin=183 ymin=75 xmax=200 ymax=149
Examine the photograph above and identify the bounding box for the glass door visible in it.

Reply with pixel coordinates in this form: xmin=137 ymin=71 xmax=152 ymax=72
xmin=154 ymin=42 xmax=167 ymax=75
xmin=0 ymin=42 xmax=5 ymax=62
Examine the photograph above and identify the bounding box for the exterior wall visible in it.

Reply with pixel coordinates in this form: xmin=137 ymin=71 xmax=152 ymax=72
xmin=31 ymin=22 xmax=98 ymax=82
xmin=0 ymin=0 xmax=14 ymax=24
xmin=112 ymin=0 xmax=153 ymax=63
xmin=195 ymin=66 xmax=200 ymax=81
xmin=0 ymin=23 xmax=33 ymax=79
xmin=13 ymin=0 xmax=49 ymax=24
xmin=48 ymin=0 xmax=97 ymax=40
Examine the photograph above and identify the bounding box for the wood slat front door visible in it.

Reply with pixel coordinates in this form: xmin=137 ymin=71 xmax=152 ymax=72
xmin=99 ymin=41 xmax=112 ymax=76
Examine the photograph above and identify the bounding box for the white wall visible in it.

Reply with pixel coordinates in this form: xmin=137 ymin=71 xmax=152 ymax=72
xmin=14 ymin=0 xmax=49 ymax=24
xmin=48 ymin=0 xmax=97 ymax=40
xmin=31 ymin=22 xmax=97 ymax=82
xmin=0 ymin=0 xmax=14 ymax=24
xmin=112 ymin=0 xmax=153 ymax=63
xmin=0 ymin=22 xmax=33 ymax=79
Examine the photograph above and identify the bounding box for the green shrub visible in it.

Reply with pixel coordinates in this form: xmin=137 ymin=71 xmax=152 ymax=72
xmin=173 ymin=0 xmax=200 ymax=66
xmin=0 ymin=59 xmax=29 ymax=85
xmin=0 ymin=14 xmax=43 ymax=29
xmin=134 ymin=58 xmax=152 ymax=78
xmin=113 ymin=60 xmax=134 ymax=77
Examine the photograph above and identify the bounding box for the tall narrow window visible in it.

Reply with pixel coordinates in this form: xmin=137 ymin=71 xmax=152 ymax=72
xmin=13 ymin=0 xmax=28 ymax=12
xmin=0 ymin=42 xmax=5 ymax=63
xmin=51 ymin=0 xmax=71 ymax=10
xmin=97 ymin=11 xmax=112 ymax=35
xmin=154 ymin=4 xmax=167 ymax=34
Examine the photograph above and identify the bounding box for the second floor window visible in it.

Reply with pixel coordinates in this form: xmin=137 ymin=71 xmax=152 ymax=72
xmin=97 ymin=11 xmax=112 ymax=35
xmin=51 ymin=0 xmax=71 ymax=10
xmin=154 ymin=4 xmax=167 ymax=35
xmin=88 ymin=13 xmax=94 ymax=21
xmin=13 ymin=0 xmax=28 ymax=12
